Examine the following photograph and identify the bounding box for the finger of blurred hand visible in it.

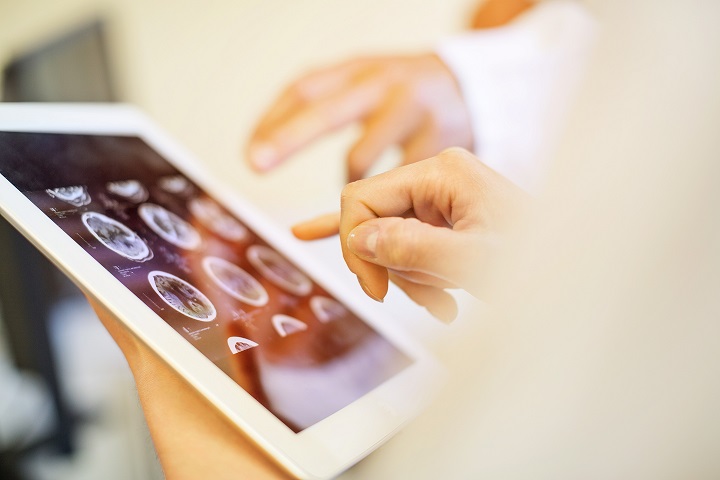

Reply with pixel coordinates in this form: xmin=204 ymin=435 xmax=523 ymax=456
xmin=252 ymin=60 xmax=369 ymax=134
xmin=247 ymin=53 xmax=474 ymax=176
xmin=401 ymin=117 xmax=474 ymax=168
xmin=402 ymin=121 xmax=440 ymax=166
xmin=347 ymin=87 xmax=421 ymax=182
xmin=291 ymin=212 xmax=340 ymax=240
xmin=388 ymin=272 xmax=458 ymax=324
xmin=248 ymin=76 xmax=385 ymax=172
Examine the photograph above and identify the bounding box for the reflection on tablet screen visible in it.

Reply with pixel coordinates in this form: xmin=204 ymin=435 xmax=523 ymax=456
xmin=0 ymin=132 xmax=412 ymax=433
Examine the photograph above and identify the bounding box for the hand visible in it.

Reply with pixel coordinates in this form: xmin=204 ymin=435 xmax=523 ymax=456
xmin=86 ymin=298 xmax=289 ymax=480
xmin=292 ymin=148 xmax=527 ymax=323
xmin=247 ymin=54 xmax=473 ymax=182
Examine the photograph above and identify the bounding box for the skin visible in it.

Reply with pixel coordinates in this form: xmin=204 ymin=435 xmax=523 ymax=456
xmin=293 ymin=148 xmax=527 ymax=323
xmin=246 ymin=0 xmax=535 ymax=182
xmin=86 ymin=298 xmax=289 ymax=480
xmin=247 ymin=54 xmax=473 ymax=182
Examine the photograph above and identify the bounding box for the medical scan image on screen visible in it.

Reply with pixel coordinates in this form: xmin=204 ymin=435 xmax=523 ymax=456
xmin=0 ymin=132 xmax=412 ymax=432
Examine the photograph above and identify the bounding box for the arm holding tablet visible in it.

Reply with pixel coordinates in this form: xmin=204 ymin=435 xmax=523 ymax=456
xmin=87 ymin=298 xmax=289 ymax=480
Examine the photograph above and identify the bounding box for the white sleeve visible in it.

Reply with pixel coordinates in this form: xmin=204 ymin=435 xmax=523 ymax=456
xmin=436 ymin=0 xmax=597 ymax=191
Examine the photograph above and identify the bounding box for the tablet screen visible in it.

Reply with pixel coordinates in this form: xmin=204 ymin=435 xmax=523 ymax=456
xmin=0 ymin=131 xmax=413 ymax=433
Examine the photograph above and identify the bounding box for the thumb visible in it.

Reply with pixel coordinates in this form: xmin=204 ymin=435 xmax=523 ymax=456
xmin=346 ymin=217 xmax=483 ymax=290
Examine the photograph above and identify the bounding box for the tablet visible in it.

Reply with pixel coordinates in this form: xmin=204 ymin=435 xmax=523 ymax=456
xmin=0 ymin=104 xmax=440 ymax=479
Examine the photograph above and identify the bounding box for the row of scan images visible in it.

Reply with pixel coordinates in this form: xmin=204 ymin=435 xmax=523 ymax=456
xmin=47 ymin=176 xmax=192 ymax=206
xmin=150 ymin=268 xmax=346 ymax=349
xmin=81 ymin=205 xmax=313 ymax=297
xmin=47 ymin=177 xmax=249 ymax=247
xmin=81 ymin=207 xmax=314 ymax=298
xmin=46 ymin=180 xmax=318 ymax=298
xmin=149 ymin=268 xmax=346 ymax=323
xmin=46 ymin=180 xmax=350 ymax=349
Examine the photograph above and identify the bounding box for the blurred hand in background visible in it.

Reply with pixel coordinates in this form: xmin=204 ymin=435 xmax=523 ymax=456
xmin=247 ymin=54 xmax=473 ymax=182
xmin=246 ymin=0 xmax=535 ymax=182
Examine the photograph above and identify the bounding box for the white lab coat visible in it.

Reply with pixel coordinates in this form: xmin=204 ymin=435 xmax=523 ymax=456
xmin=438 ymin=0 xmax=596 ymax=191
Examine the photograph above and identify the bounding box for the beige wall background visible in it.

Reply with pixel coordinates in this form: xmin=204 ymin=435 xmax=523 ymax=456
xmin=0 ymin=0 xmax=475 ymax=220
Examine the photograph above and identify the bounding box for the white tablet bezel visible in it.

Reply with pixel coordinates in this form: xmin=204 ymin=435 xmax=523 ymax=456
xmin=0 ymin=103 xmax=441 ymax=479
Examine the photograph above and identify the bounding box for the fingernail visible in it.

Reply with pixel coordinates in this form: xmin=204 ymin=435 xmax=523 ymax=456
xmin=249 ymin=143 xmax=277 ymax=171
xmin=358 ymin=278 xmax=384 ymax=303
xmin=430 ymin=302 xmax=458 ymax=325
xmin=348 ymin=225 xmax=379 ymax=259
xmin=434 ymin=308 xmax=456 ymax=325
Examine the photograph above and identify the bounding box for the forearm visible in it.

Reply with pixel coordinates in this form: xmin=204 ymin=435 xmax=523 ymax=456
xmin=88 ymin=298 xmax=289 ymax=480
xmin=470 ymin=0 xmax=535 ymax=29
xmin=133 ymin=353 xmax=288 ymax=480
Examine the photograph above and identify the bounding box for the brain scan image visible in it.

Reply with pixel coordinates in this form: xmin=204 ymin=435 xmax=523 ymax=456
xmin=138 ymin=203 xmax=202 ymax=250
xmin=46 ymin=185 xmax=91 ymax=207
xmin=227 ymin=336 xmax=259 ymax=353
xmin=106 ymin=180 xmax=149 ymax=203
xmin=271 ymin=314 xmax=308 ymax=338
xmin=202 ymin=256 xmax=268 ymax=307
xmin=81 ymin=211 xmax=153 ymax=262
xmin=309 ymin=296 xmax=348 ymax=323
xmin=148 ymin=271 xmax=216 ymax=321
xmin=158 ymin=175 xmax=192 ymax=195
xmin=246 ymin=245 xmax=312 ymax=297
xmin=189 ymin=197 xmax=249 ymax=242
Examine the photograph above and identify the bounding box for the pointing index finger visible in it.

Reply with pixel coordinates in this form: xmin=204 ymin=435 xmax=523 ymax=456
xmin=338 ymin=165 xmax=425 ymax=301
